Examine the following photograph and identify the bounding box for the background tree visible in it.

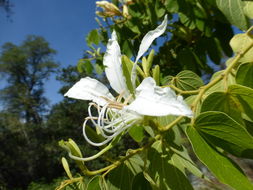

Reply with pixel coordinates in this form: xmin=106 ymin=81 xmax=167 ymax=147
xmin=0 ymin=35 xmax=59 ymax=189
xmin=0 ymin=35 xmax=58 ymax=124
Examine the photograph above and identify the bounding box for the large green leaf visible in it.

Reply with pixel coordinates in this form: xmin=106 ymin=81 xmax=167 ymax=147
xmin=128 ymin=125 xmax=144 ymax=142
xmin=169 ymin=146 xmax=204 ymax=179
xmin=205 ymin=38 xmax=221 ymax=64
xmin=131 ymin=173 xmax=152 ymax=190
xmin=229 ymin=84 xmax=253 ymax=121
xmin=187 ymin=126 xmax=253 ymax=190
xmin=243 ymin=1 xmax=253 ymax=19
xmin=146 ymin=141 xmax=194 ymax=190
xmin=87 ymin=176 xmax=101 ymax=190
xmin=195 ymin=111 xmax=253 ymax=158
xmin=168 ymin=70 xmax=204 ymax=91
xmin=124 ymin=153 xmax=144 ymax=175
xmin=205 ymin=70 xmax=235 ymax=95
xmin=216 ymin=0 xmax=249 ymax=30
xmin=230 ymin=33 xmax=253 ymax=64
xmin=107 ymin=163 xmax=134 ymax=190
xmin=107 ymin=153 xmax=144 ymax=190
xmin=236 ymin=62 xmax=253 ymax=89
xmin=201 ymin=91 xmax=243 ymax=124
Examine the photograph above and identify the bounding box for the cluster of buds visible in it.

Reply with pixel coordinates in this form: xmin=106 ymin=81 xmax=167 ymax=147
xmin=96 ymin=0 xmax=132 ymax=18
xmin=96 ymin=1 xmax=122 ymax=17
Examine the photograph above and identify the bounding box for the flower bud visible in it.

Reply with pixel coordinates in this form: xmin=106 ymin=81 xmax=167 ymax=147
xmin=96 ymin=1 xmax=122 ymax=17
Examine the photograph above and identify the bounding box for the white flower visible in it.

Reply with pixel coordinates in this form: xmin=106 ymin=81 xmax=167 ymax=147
xmin=65 ymin=15 xmax=193 ymax=146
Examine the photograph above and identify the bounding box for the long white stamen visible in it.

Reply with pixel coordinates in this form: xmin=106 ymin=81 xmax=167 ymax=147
xmin=82 ymin=104 xmax=143 ymax=146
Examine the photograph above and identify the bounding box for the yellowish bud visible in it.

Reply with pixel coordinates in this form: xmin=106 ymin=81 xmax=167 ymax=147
xmin=96 ymin=1 xmax=122 ymax=17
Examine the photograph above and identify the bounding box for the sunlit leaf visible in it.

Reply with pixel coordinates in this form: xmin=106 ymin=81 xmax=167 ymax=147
xmin=229 ymin=84 xmax=253 ymax=121
xmin=187 ymin=126 xmax=253 ymax=190
xmin=87 ymin=176 xmax=101 ymax=190
xmin=216 ymin=0 xmax=249 ymax=30
xmin=170 ymin=70 xmax=204 ymax=91
xmin=205 ymin=70 xmax=235 ymax=95
xmin=230 ymin=33 xmax=253 ymax=63
xmin=128 ymin=125 xmax=144 ymax=142
xmin=194 ymin=111 xmax=253 ymax=158
xmin=243 ymin=1 xmax=253 ymax=19
xmin=146 ymin=141 xmax=194 ymax=190
xmin=86 ymin=29 xmax=101 ymax=46
xmin=236 ymin=62 xmax=253 ymax=89
xmin=169 ymin=146 xmax=205 ymax=179
xmin=201 ymin=91 xmax=243 ymax=124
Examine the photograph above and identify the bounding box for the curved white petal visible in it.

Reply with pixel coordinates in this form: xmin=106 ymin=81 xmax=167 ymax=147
xmin=135 ymin=77 xmax=156 ymax=94
xmin=131 ymin=15 xmax=168 ymax=87
xmin=104 ymin=31 xmax=129 ymax=97
xmin=124 ymin=77 xmax=193 ymax=117
xmin=135 ymin=15 xmax=168 ymax=63
xmin=64 ymin=77 xmax=114 ymax=106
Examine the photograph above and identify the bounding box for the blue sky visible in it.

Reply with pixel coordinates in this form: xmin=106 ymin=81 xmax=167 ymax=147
xmin=0 ymin=0 xmax=97 ymax=105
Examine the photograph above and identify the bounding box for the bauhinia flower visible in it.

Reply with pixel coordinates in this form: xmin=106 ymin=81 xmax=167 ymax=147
xmin=65 ymin=15 xmax=193 ymax=146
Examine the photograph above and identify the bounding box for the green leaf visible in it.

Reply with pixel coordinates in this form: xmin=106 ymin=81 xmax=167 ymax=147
xmin=95 ymin=64 xmax=103 ymax=75
xmin=146 ymin=141 xmax=194 ymax=190
xmin=107 ymin=153 xmax=144 ymax=190
xmin=205 ymin=38 xmax=221 ymax=64
xmin=195 ymin=111 xmax=253 ymax=158
xmin=230 ymin=33 xmax=253 ymax=64
xmin=236 ymin=62 xmax=253 ymax=89
xmin=177 ymin=48 xmax=202 ymax=72
xmin=155 ymin=0 xmax=166 ymax=18
xmin=107 ymin=163 xmax=134 ymax=190
xmin=128 ymin=125 xmax=144 ymax=142
xmin=84 ymin=125 xmax=106 ymax=145
xmin=229 ymin=84 xmax=253 ymax=121
xmin=125 ymin=153 xmax=144 ymax=175
xmin=187 ymin=126 xmax=253 ymax=190
xmin=185 ymin=95 xmax=201 ymax=116
xmin=201 ymin=91 xmax=243 ymax=124
xmin=143 ymin=125 xmax=155 ymax=138
xmin=131 ymin=173 xmax=152 ymax=190
xmin=216 ymin=0 xmax=249 ymax=30
xmin=77 ymin=59 xmax=93 ymax=74
xmin=86 ymin=29 xmax=101 ymax=46
xmin=165 ymin=0 xmax=179 ymax=12
xmin=87 ymin=176 xmax=101 ymax=190
xmin=168 ymin=70 xmax=204 ymax=91
xmin=244 ymin=119 xmax=253 ymax=137
xmin=243 ymin=1 xmax=253 ymax=19
xmin=169 ymin=146 xmax=205 ymax=179
xmin=206 ymin=70 xmax=235 ymax=95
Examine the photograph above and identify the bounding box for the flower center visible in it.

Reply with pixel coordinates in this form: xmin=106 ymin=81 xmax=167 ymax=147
xmin=82 ymin=94 xmax=141 ymax=147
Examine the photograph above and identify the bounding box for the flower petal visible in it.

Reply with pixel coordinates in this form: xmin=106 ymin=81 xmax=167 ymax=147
xmin=104 ymin=31 xmax=130 ymax=97
xmin=131 ymin=15 xmax=168 ymax=87
xmin=124 ymin=77 xmax=193 ymax=117
xmin=135 ymin=76 xmax=156 ymax=93
xmin=135 ymin=15 xmax=168 ymax=63
xmin=64 ymin=77 xmax=114 ymax=106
